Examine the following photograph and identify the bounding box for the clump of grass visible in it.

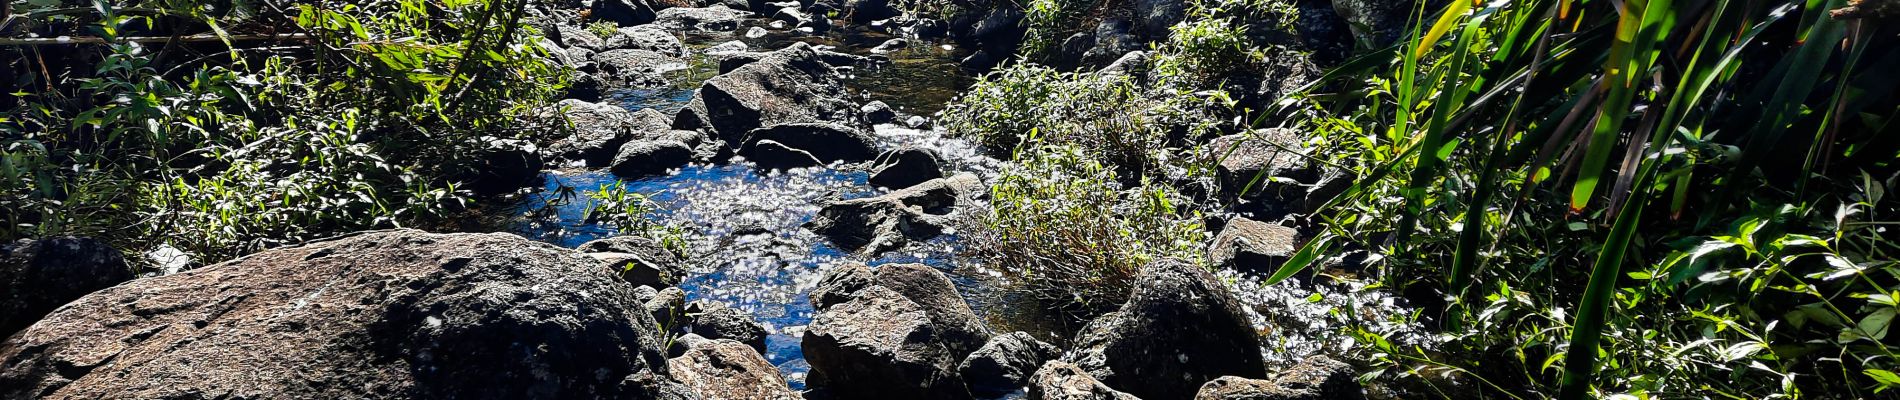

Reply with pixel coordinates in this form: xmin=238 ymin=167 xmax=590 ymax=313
xmin=583 ymin=181 xmax=691 ymax=257
xmin=970 ymin=145 xmax=1207 ymax=315
xmin=586 ymin=20 xmax=620 ymax=39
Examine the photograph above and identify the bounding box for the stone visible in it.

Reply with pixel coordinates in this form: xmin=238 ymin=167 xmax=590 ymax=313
xmin=868 ymin=147 xmax=946 ymax=189
xmin=1098 ymin=50 xmax=1150 ymax=77
xmin=802 ymin=286 xmax=973 ymax=400
xmin=684 ymin=300 xmax=769 ymax=355
xmin=0 ymin=237 xmax=132 ymax=339
xmin=1193 ymin=356 xmax=1362 ymax=400
xmin=676 ymin=43 xmax=863 ymax=146
xmin=740 ymin=122 xmax=879 ymax=163
xmin=1202 ymin=129 xmax=1315 ymax=203
xmin=653 ymin=6 xmax=752 ymax=31
xmin=1065 ymin=259 xmax=1267 ymax=400
xmin=593 ymin=49 xmax=688 ymax=87
xmin=646 ymin=287 xmax=691 ymax=332
xmin=589 ymin=251 xmax=689 ymax=290
xmin=746 ymin=26 xmax=770 ymax=38
xmin=742 ymin=139 xmax=825 ymax=169
xmin=1300 ymin=168 xmax=1355 ymax=215
xmin=1331 ymin=0 xmax=1414 ymax=50
xmin=606 ymin=25 xmax=686 ymax=56
xmin=870 ymin=38 xmax=909 ymax=54
xmin=557 ymin=25 xmax=607 ymax=51
xmin=456 ymin=137 xmax=543 ymax=196
xmin=809 ymin=263 xmax=992 ymax=356
xmin=592 ymin=0 xmax=658 ymax=26
xmin=1208 ymin=217 xmax=1299 ymax=273
xmin=809 ymin=262 xmax=878 ymax=311
xmin=543 ymin=100 xmax=670 ymax=166
xmin=1084 ymin=19 xmax=1143 ymax=68
xmin=961 ymin=332 xmax=1062 ymax=397
xmin=1029 ymin=361 xmax=1141 ymax=400
xmin=807 ymin=174 xmax=983 ymax=254
xmin=610 ymin=139 xmax=694 ymax=178
xmin=565 ymin=71 xmax=604 ymax=101
xmin=0 ymin=230 xmax=681 ymax=399
xmin=704 ymin=40 xmax=749 ymax=55
xmin=669 ymin=339 xmax=799 ymax=400
xmin=1134 ymin=0 xmax=1187 ymax=37
xmin=861 ymin=100 xmax=898 ymax=123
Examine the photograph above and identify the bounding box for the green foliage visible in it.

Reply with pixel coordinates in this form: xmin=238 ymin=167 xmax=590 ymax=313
xmin=586 ymin=20 xmax=619 ymax=39
xmin=582 ymin=180 xmax=690 ymax=256
xmin=941 ymin=64 xmax=1234 ymax=176
xmin=972 ymin=145 xmax=1207 ymax=314
xmin=1 ymin=0 xmax=566 ymax=263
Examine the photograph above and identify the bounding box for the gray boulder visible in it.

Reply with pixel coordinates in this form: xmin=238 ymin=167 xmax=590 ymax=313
xmin=684 ymin=300 xmax=769 ymax=355
xmin=1133 ymin=0 xmax=1187 ymax=37
xmin=1029 ymin=361 xmax=1140 ymax=400
xmin=807 ymin=174 xmax=983 ymax=254
xmin=0 ymin=237 xmax=132 ymax=339
xmin=675 ymin=43 xmax=863 ymax=146
xmin=556 ymin=24 xmax=607 ymax=51
xmin=861 ymin=100 xmax=898 ymax=123
xmin=669 ymin=339 xmax=799 ymax=400
xmin=1207 ymin=217 xmax=1299 ymax=274
xmin=593 ymin=0 xmax=658 ymax=26
xmin=740 ymin=122 xmax=879 ymax=163
xmin=961 ymin=332 xmax=1062 ymax=397
xmin=611 ymin=139 xmax=694 ymax=178
xmin=741 ymin=139 xmax=825 ymax=169
xmin=653 ymin=6 xmax=752 ymax=31
xmin=606 ymin=25 xmax=686 ymax=56
xmin=580 ymin=235 xmax=687 ymax=290
xmin=1065 ymin=259 xmax=1267 ymax=400
xmin=1202 ymin=129 xmax=1315 ymax=204
xmin=802 ymin=286 xmax=973 ymax=400
xmin=455 ymin=138 xmax=544 ymax=196
xmin=593 ymin=49 xmax=688 ymax=87
xmin=544 ymin=100 xmax=670 ymax=166
xmin=869 ymin=147 xmax=947 ymax=189
xmin=845 ymin=0 xmax=899 ymax=23
xmin=0 ymin=230 xmax=683 ymax=399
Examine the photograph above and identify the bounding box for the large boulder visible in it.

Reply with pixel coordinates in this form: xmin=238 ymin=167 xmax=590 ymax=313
xmin=741 ymin=139 xmax=825 ymax=169
xmin=0 ymin=237 xmax=132 ymax=340
xmin=1207 ymin=217 xmax=1299 ymax=274
xmin=683 ymin=300 xmax=769 ymax=355
xmin=606 ymin=26 xmax=686 ymax=56
xmin=543 ymin=100 xmax=671 ymax=166
xmin=593 ymin=0 xmax=658 ymax=26
xmin=1029 ymin=361 xmax=1140 ymax=400
xmin=1065 ymin=259 xmax=1267 ymax=400
xmin=581 ymin=235 xmax=687 ymax=290
xmin=675 ymin=43 xmax=863 ymax=145
xmin=807 ymin=173 xmax=983 ymax=254
xmin=593 ymin=49 xmax=688 ymax=87
xmin=1202 ymin=129 xmax=1315 ymax=205
xmin=961 ymin=332 xmax=1062 ymax=397
xmin=1194 ymin=356 xmax=1362 ymax=400
xmin=0 ymin=230 xmax=684 ymax=399
xmin=610 ymin=139 xmax=694 ymax=178
xmin=868 ymin=147 xmax=946 ymax=189
xmin=653 ymin=6 xmax=752 ymax=31
xmin=802 ymin=286 xmax=973 ymax=400
xmin=668 ymin=339 xmax=799 ymax=400
xmin=556 ymin=25 xmax=607 ymax=51
xmin=739 ymin=122 xmax=879 ymax=163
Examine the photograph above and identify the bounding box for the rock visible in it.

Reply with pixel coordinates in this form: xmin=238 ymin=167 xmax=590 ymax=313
xmin=807 ymin=174 xmax=983 ymax=254
xmin=1054 ymin=32 xmax=1095 ymax=70
xmin=676 ymin=43 xmax=862 ymax=146
xmin=742 ymin=139 xmax=825 ymax=169
xmin=959 ymin=50 xmax=999 ymax=72
xmin=905 ymin=115 xmax=930 ymax=128
xmin=1300 ymin=169 xmax=1355 ymax=215
xmin=1194 ymin=356 xmax=1362 ymax=400
xmin=798 ymin=13 xmax=834 ymax=33
xmin=704 ymin=40 xmax=750 ymax=55
xmin=861 ymin=100 xmax=898 ymax=124
xmin=589 ymin=249 xmax=689 ymax=290
xmin=646 ymin=287 xmax=691 ymax=332
xmin=809 ymin=262 xmax=878 ymax=310
xmin=684 ymin=300 xmax=769 ymax=355
xmin=606 ymin=25 xmax=686 ymax=56
xmin=0 ymin=230 xmax=679 ymax=399
xmin=544 ymin=100 xmax=669 ymax=166
xmin=746 ymin=26 xmax=770 ymax=38
xmin=1331 ymin=0 xmax=1413 ymax=50
xmin=1065 ymin=259 xmax=1267 ymax=400
xmin=870 ymin=38 xmax=909 ymax=54
xmin=869 ymin=147 xmax=946 ymax=189
xmin=611 ymin=139 xmax=694 ymax=178
xmin=1226 ymin=50 xmax=1322 ymax=115
xmin=0 ymin=237 xmax=132 ymax=339
xmin=961 ymin=332 xmax=1062 ymax=397
xmin=1029 ymin=361 xmax=1140 ymax=400
xmin=669 ymin=339 xmax=799 ymax=400
xmin=1202 ymin=129 xmax=1315 ymax=203
xmin=1084 ymin=20 xmax=1143 ymax=68
xmin=816 ymin=50 xmax=882 ymax=69
xmin=969 ymin=6 xmax=1026 ymax=43
xmin=1207 ymin=217 xmax=1299 ymax=273
xmin=594 ymin=49 xmax=688 ymax=87
xmin=1134 ymin=0 xmax=1187 ymax=37
xmin=802 ymin=286 xmax=973 ymax=400
xmin=712 ymin=50 xmax=769 ymax=73
xmin=1098 ymin=50 xmax=1150 ymax=77
xmin=740 ymin=122 xmax=879 ymax=163
xmin=456 ymin=138 xmax=543 ymax=196
xmin=906 ymin=17 xmax=950 ymax=39
xmin=557 ymin=24 xmax=607 ymax=51
xmin=565 ymin=71 xmax=605 ymax=101
xmin=653 ymin=6 xmax=751 ymax=31
xmin=809 ymin=263 xmax=992 ymax=355
xmin=593 ymin=0 xmax=658 ymax=26
xmin=844 ymin=0 xmax=899 ymax=23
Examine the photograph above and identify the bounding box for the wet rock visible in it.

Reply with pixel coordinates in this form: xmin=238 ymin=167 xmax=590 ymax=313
xmin=593 ymin=0 xmax=658 ymax=26
xmin=906 ymin=17 xmax=950 ymax=39
xmin=803 ymin=286 xmax=973 ymax=400
xmin=0 ymin=237 xmax=132 ymax=339
xmin=844 ymin=0 xmax=899 ymax=23
xmin=1134 ymin=0 xmax=1187 ymax=37
xmin=1029 ymin=361 xmax=1141 ymax=400
xmin=742 ymin=139 xmax=825 ymax=169
xmin=870 ymin=38 xmax=909 ymax=54
xmin=808 ymin=173 xmax=982 ymax=254
xmin=544 ymin=100 xmax=670 ymax=166
xmin=1203 ymin=129 xmax=1315 ymax=204
xmin=594 ymin=49 xmax=688 ymax=87
xmin=456 ymin=138 xmax=543 ymax=196
xmin=556 ymin=25 xmax=607 ymax=51
xmin=817 ymin=50 xmax=883 ymax=69
xmin=684 ymin=300 xmax=769 ymax=355
xmin=740 ymin=122 xmax=878 ymax=163
xmin=906 ymin=115 xmax=931 ymax=128
xmin=611 ymin=139 xmax=694 ymax=178
xmin=0 ymin=230 xmax=677 ymax=399
xmin=1194 ymin=356 xmax=1362 ymax=400
xmin=861 ymin=100 xmax=898 ymax=124
xmin=1065 ymin=259 xmax=1267 ymax=400
xmin=961 ymin=332 xmax=1062 ymax=397
xmin=653 ymin=6 xmax=751 ymax=31
xmin=1208 ymin=217 xmax=1299 ymax=273
xmin=669 ymin=339 xmax=800 ymax=400
xmin=676 ymin=43 xmax=862 ymax=146
xmin=590 ymin=251 xmax=688 ymax=289
xmin=606 ymin=25 xmax=686 ymax=56
xmin=798 ymin=13 xmax=834 ymax=33
xmin=869 ymin=147 xmax=945 ymax=189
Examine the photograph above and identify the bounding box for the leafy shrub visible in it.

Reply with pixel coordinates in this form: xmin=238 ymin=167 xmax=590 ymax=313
xmin=971 ymin=145 xmax=1207 ymax=314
